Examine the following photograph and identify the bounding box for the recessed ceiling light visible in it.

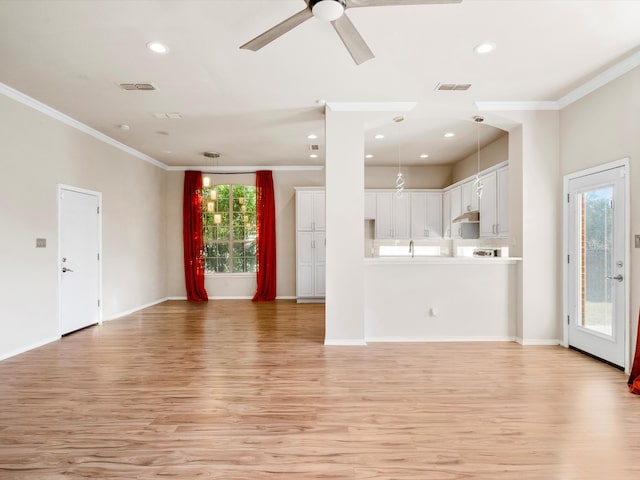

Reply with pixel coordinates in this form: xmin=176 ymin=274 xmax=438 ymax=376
xmin=444 ymin=132 xmax=455 ymax=138
xmin=309 ymin=154 xmax=318 ymax=159
xmin=374 ymin=134 xmax=385 ymax=139
xmin=118 ymin=124 xmax=130 ymax=131
xmin=146 ymin=42 xmax=169 ymax=54
xmin=307 ymin=133 xmax=318 ymax=140
xmin=420 ymin=154 xmax=429 ymax=159
xmin=365 ymin=154 xmax=373 ymax=159
xmin=474 ymin=42 xmax=496 ymax=54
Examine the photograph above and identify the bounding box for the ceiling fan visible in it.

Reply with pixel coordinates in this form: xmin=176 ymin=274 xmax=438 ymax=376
xmin=240 ymin=0 xmax=462 ymax=65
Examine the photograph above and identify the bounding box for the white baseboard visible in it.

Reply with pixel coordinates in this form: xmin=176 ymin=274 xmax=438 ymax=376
xmin=102 ymin=297 xmax=171 ymax=321
xmin=166 ymin=296 xmax=187 ymax=301
xmin=324 ymin=339 xmax=367 ymax=346
xmin=366 ymin=336 xmax=516 ymax=343
xmin=0 ymin=335 xmax=60 ymax=362
xmin=514 ymin=337 xmax=561 ymax=346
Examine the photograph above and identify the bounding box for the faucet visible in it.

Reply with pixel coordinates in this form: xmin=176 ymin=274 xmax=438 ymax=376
xmin=409 ymin=240 xmax=414 ymax=258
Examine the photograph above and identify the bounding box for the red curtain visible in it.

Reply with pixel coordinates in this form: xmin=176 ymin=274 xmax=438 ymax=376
xmin=183 ymin=171 xmax=208 ymax=302
xmin=252 ymin=170 xmax=277 ymax=301
xmin=628 ymin=309 xmax=640 ymax=394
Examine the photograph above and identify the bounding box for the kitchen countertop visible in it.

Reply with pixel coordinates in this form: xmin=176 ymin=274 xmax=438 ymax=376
xmin=364 ymin=256 xmax=521 ymax=265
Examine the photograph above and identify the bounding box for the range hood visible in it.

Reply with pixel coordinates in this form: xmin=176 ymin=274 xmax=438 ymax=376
xmin=452 ymin=210 xmax=479 ymax=223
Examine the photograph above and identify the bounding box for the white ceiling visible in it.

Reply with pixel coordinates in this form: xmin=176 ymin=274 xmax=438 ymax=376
xmin=0 ymin=0 xmax=639 ymax=168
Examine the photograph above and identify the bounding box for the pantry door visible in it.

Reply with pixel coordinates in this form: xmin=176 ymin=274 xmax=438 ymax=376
xmin=566 ymin=161 xmax=628 ymax=368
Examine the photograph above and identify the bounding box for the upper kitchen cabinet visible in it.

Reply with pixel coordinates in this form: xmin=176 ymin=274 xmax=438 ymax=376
xmin=461 ymin=180 xmax=479 ymax=214
xmin=479 ymin=165 xmax=509 ymax=237
xmin=296 ymin=188 xmax=325 ymax=232
xmin=448 ymin=186 xmax=462 ymax=239
xmin=411 ymin=191 xmax=443 ymax=239
xmin=442 ymin=190 xmax=451 ymax=238
xmin=364 ymin=191 xmax=376 ymax=220
xmin=375 ymin=191 xmax=411 ymax=239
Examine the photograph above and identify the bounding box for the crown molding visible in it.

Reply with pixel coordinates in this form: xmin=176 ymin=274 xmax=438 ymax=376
xmin=475 ymin=101 xmax=560 ymax=112
xmin=557 ymin=49 xmax=640 ymax=108
xmin=0 ymin=82 xmax=168 ymax=170
xmin=166 ymin=165 xmax=324 ymax=172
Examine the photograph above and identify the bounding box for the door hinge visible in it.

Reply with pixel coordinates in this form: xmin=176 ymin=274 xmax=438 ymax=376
xmin=98 ymin=299 xmax=101 ymax=307
xmin=97 ymin=206 xmax=100 ymax=214
xmin=567 ymin=193 xmax=570 ymax=203
xmin=567 ymin=254 xmax=570 ymax=263
xmin=567 ymin=315 xmax=570 ymax=325
xmin=97 ymin=253 xmax=100 ymax=261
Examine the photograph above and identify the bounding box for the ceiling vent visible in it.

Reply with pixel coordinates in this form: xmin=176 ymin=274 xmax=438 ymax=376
xmin=203 ymin=152 xmax=220 ymax=159
xmin=119 ymin=83 xmax=157 ymax=91
xmin=309 ymin=144 xmax=320 ymax=151
xmin=435 ymin=83 xmax=472 ymax=91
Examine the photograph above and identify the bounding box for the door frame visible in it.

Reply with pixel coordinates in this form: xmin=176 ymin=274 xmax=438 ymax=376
xmin=562 ymin=158 xmax=630 ymax=371
xmin=57 ymin=184 xmax=103 ymax=335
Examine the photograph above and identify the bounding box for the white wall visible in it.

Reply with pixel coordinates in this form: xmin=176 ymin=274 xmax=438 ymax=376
xmin=451 ymin=133 xmax=509 ymax=184
xmin=365 ymin=165 xmax=452 ymax=189
xmin=560 ymin=66 xmax=640 ymax=361
xmin=0 ymin=92 xmax=167 ymax=359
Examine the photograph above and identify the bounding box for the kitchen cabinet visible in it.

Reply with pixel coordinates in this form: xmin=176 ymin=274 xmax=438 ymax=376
xmin=411 ymin=191 xmax=443 ymax=239
xmin=364 ymin=191 xmax=376 ymax=220
xmin=479 ymin=166 xmax=508 ymax=238
xmin=295 ymin=188 xmax=325 ymax=301
xmin=375 ymin=191 xmax=410 ymax=239
xmin=442 ymin=190 xmax=451 ymax=238
xmin=296 ymin=188 xmax=325 ymax=232
xmin=461 ymin=179 xmax=479 ymax=214
xmin=449 ymin=186 xmax=462 ymax=239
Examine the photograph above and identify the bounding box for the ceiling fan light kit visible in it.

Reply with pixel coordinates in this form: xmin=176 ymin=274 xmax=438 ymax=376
xmin=240 ymin=0 xmax=462 ymax=65
xmin=310 ymin=0 xmax=346 ymax=21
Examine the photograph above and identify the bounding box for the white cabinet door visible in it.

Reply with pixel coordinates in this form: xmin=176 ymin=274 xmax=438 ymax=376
xmin=313 ymin=190 xmax=326 ymax=231
xmin=449 ymin=186 xmax=462 ymax=239
xmin=375 ymin=192 xmax=394 ymax=239
xmin=479 ymin=171 xmax=497 ymax=237
xmin=461 ymin=181 xmax=479 ymax=214
xmin=442 ymin=190 xmax=451 ymax=238
xmin=296 ymin=231 xmax=315 ymax=297
xmin=364 ymin=191 xmax=376 ymax=220
xmin=296 ymin=189 xmax=325 ymax=231
xmin=393 ymin=193 xmax=411 ymax=239
xmin=497 ymin=167 xmax=509 ymax=237
xmin=411 ymin=192 xmax=442 ymax=239
xmin=314 ymin=232 xmax=326 ymax=297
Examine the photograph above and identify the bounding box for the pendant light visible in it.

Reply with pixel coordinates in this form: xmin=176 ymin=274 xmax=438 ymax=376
xmin=472 ymin=115 xmax=484 ymax=199
xmin=394 ymin=115 xmax=405 ymax=198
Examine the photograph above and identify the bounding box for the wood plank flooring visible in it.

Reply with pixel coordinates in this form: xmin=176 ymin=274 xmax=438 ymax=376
xmin=1 ymin=300 xmax=639 ymax=479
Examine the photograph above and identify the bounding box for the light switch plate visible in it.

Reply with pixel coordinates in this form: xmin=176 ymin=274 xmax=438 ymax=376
xmin=635 ymin=234 xmax=640 ymax=248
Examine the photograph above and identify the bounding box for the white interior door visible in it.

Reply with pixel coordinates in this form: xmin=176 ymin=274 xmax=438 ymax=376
xmin=59 ymin=186 xmax=101 ymax=335
xmin=567 ymin=165 xmax=627 ymax=367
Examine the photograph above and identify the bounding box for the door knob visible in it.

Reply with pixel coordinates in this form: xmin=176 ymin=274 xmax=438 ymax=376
xmin=62 ymin=267 xmax=74 ymax=273
xmin=606 ymin=274 xmax=623 ymax=282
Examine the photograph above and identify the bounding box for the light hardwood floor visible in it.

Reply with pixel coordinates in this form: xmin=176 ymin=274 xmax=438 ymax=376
xmin=0 ymin=300 xmax=638 ymax=479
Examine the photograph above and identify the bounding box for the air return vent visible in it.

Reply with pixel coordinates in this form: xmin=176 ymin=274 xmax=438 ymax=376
xmin=435 ymin=83 xmax=472 ymax=91
xmin=119 ymin=83 xmax=157 ymax=91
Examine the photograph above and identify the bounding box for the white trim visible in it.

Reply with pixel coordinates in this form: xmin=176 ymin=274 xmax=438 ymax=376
xmin=209 ymin=296 xmax=253 ymax=300
xmin=562 ymin=157 xmax=630 ymax=371
xmin=166 ymin=296 xmax=188 ymax=301
xmin=169 ymin=165 xmax=324 ymax=172
xmin=0 ymin=82 xmax=168 ymax=170
xmin=102 ymin=297 xmax=170 ymax=321
xmin=514 ymin=338 xmax=561 ymax=346
xmin=0 ymin=336 xmax=60 ymax=362
xmin=326 ymin=101 xmax=417 ymax=112
xmin=366 ymin=336 xmax=515 ymax=343
xmin=276 ymin=296 xmax=297 ymax=300
xmin=558 ymin=50 xmax=640 ymax=109
xmin=57 ymin=185 xmax=103 ymax=334
xmin=475 ymin=101 xmax=560 ymax=111
xmin=324 ymin=339 xmax=367 ymax=346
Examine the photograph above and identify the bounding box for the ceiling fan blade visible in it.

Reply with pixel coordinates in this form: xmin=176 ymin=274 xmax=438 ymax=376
xmin=331 ymin=14 xmax=374 ymax=65
xmin=240 ymin=7 xmax=313 ymax=51
xmin=346 ymin=0 xmax=462 ymax=7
